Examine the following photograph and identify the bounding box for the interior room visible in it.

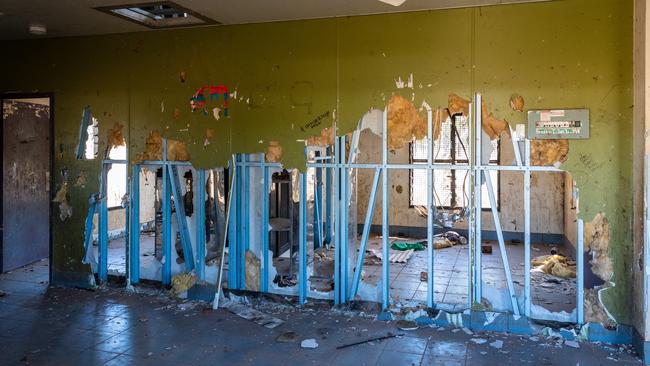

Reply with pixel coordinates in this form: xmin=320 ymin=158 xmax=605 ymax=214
xmin=0 ymin=0 xmax=649 ymax=365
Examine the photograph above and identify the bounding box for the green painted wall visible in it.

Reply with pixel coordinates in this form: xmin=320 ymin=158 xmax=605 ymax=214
xmin=0 ymin=0 xmax=633 ymax=323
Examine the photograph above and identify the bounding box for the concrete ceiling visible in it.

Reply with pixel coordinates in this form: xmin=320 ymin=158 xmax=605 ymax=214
xmin=0 ymin=0 xmax=551 ymax=40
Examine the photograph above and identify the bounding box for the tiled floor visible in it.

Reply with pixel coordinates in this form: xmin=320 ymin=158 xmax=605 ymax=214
xmin=364 ymin=237 xmax=575 ymax=313
xmin=0 ymin=261 xmax=639 ymax=365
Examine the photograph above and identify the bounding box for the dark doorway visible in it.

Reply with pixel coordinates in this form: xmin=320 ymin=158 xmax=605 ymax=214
xmin=1 ymin=95 xmax=53 ymax=278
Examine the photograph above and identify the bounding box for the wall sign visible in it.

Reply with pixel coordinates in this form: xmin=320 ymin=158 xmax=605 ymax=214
xmin=527 ymin=109 xmax=589 ymax=139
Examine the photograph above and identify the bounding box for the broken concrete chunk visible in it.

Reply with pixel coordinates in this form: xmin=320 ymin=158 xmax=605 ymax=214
xmin=300 ymin=339 xmax=319 ymax=349
xmin=169 ymin=272 xmax=197 ymax=298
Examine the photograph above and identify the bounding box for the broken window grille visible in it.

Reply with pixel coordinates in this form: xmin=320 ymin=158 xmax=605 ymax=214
xmin=410 ymin=116 xmax=499 ymax=209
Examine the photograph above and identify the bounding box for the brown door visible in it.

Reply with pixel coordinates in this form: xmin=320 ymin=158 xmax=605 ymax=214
xmin=1 ymin=97 xmax=51 ymax=272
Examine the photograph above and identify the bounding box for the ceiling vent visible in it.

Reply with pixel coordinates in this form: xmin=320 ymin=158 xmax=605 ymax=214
xmin=96 ymin=1 xmax=218 ymax=29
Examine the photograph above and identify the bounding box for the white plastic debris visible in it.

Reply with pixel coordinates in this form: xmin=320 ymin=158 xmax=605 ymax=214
xmin=301 ymin=339 xmax=319 ymax=349
xmin=489 ymin=340 xmax=503 ymax=349
xmin=470 ymin=338 xmax=488 ymax=345
xmin=462 ymin=327 xmax=474 ymax=335
xmin=565 ymin=340 xmax=580 ymax=349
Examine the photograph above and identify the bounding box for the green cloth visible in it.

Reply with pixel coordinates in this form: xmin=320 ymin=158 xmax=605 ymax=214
xmin=390 ymin=241 xmax=426 ymax=251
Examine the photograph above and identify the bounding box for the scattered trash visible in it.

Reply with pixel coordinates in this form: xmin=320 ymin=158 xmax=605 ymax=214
xmin=276 ymin=331 xmax=299 ymax=343
xmin=301 ymin=339 xmax=319 ymax=349
xmin=462 ymin=327 xmax=473 ymax=335
xmin=404 ymin=309 xmax=427 ymax=322
xmin=565 ymin=340 xmax=580 ymax=349
xmin=336 ymin=333 xmax=400 ymax=350
xmin=169 ymin=273 xmax=197 ymax=297
xmin=273 ymin=274 xmax=297 ymax=288
xmin=532 ymin=254 xmax=576 ymax=278
xmin=396 ymin=320 xmax=418 ymax=331
xmin=420 ymin=271 xmax=428 ymax=282
xmin=220 ymin=295 xmax=284 ymax=329
xmin=489 ymin=340 xmax=504 ymax=349
xmin=391 ymin=241 xmax=426 ymax=251
xmin=471 ymin=338 xmax=488 ymax=344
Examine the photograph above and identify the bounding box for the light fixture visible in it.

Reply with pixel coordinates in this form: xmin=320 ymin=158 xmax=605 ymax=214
xmin=28 ymin=23 xmax=47 ymax=35
xmin=377 ymin=0 xmax=407 ymax=6
xmin=96 ymin=1 xmax=218 ymax=29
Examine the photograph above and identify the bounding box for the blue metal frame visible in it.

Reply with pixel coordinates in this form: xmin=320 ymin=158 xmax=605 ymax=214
xmin=299 ymin=172 xmax=307 ymax=304
xmin=228 ymin=156 xmax=240 ymax=290
xmin=381 ymin=108 xmax=390 ymax=310
xmin=196 ymin=169 xmax=206 ymax=280
xmin=98 ymin=163 xmax=109 ymax=282
xmin=167 ymin=164 xmax=195 ymax=271
xmin=129 ymin=164 xmax=141 ymax=284
xmin=260 ymin=156 xmax=270 ymax=292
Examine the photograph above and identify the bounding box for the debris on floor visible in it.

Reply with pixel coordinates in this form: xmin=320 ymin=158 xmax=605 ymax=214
xmin=420 ymin=271 xmax=427 ymax=282
xmin=489 ymin=340 xmax=504 ymax=349
xmin=219 ymin=293 xmax=284 ymax=329
xmin=276 ymin=331 xmax=299 ymax=343
xmin=336 ymin=333 xmax=399 ymax=349
xmin=273 ymin=274 xmax=297 ymax=288
xmin=532 ymin=254 xmax=576 ymax=278
xmin=169 ymin=272 xmax=197 ymax=298
xmin=300 ymin=338 xmax=319 ymax=349
xmin=368 ymin=248 xmax=415 ymax=263
xmin=391 ymin=241 xmax=426 ymax=251
xmin=396 ymin=319 xmax=418 ymax=331
xmin=481 ymin=244 xmax=493 ymax=254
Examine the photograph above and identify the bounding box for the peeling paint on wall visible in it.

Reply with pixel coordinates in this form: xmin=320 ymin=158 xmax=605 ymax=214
xmin=509 ymin=94 xmax=525 ymax=112
xmin=135 ymin=130 xmax=190 ymax=162
xmin=585 ymin=212 xmax=613 ymax=282
xmin=107 ymin=122 xmax=125 ymax=148
xmin=245 ymin=250 xmax=261 ymax=292
xmin=531 ymin=139 xmax=569 ymax=166
xmin=387 ymin=94 xmax=426 ymax=150
xmin=52 ymin=182 xmax=72 ymax=221
xmin=306 ymin=127 xmax=335 ymax=147
xmin=265 ymin=140 xmax=283 ymax=162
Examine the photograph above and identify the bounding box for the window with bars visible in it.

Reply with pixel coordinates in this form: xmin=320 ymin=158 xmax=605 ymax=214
xmin=410 ymin=116 xmax=499 ymax=210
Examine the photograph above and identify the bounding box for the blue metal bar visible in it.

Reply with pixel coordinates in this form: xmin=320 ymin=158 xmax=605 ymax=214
xmin=228 ymin=157 xmax=239 ymax=290
xmin=130 ymin=164 xmax=141 ymax=284
xmin=325 ymin=151 xmax=332 ymax=246
xmin=484 ymin=170 xmax=519 ymax=316
xmin=261 ymin=156 xmax=269 ymax=292
xmin=333 ymin=139 xmax=341 ymax=305
xmin=474 ymin=94 xmax=483 ymax=303
xmin=340 ymin=135 xmax=349 ymax=303
xmin=426 ymin=108 xmax=435 ymax=308
xmin=349 ymin=167 xmax=381 ymax=299
xmin=524 ymin=139 xmax=531 ymax=317
xmin=215 ymin=156 xmax=238 ymax=308
xmin=167 ymin=164 xmax=195 ymax=271
xmin=467 ymin=102 xmax=474 ymax=307
xmin=82 ymin=194 xmax=99 ymax=273
xmin=196 ymin=169 xmax=206 ymax=280
xmin=314 ymin=155 xmax=323 ymax=249
xmin=75 ymin=106 xmax=92 ymax=159
xmin=299 ymin=172 xmax=307 ymax=304
xmin=381 ymin=108 xmax=390 ymax=309
xmin=576 ymin=219 xmax=584 ymax=324
xmin=98 ymin=165 xmax=108 ymax=282
xmin=239 ymin=154 xmax=247 ymax=290
xmin=161 ymin=140 xmax=172 ymax=285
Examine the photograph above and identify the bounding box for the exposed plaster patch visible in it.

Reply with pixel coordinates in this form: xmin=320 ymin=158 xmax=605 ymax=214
xmin=387 ymin=94 xmax=427 ymax=150
xmin=395 ymin=73 xmax=414 ymax=89
xmin=212 ymin=107 xmax=221 ymax=120
xmin=107 ymin=122 xmax=125 ymax=148
xmin=74 ymin=170 xmax=87 ymax=188
xmin=585 ymin=212 xmax=613 ymax=282
xmin=584 ymin=288 xmax=616 ymax=328
xmin=447 ymin=94 xmax=509 ymax=140
xmin=204 ymin=128 xmax=214 ymax=147
xmin=530 ymin=139 xmax=569 ymax=166
xmin=245 ymin=250 xmax=261 ymax=292
xmin=135 ymin=130 xmax=190 ymax=162
xmin=509 ymin=94 xmax=525 ymax=112
xmin=52 ymin=182 xmax=72 ymax=221
xmin=265 ymin=140 xmax=283 ymax=162
xmin=179 ymin=71 xmax=187 ymax=83
xmin=306 ymin=127 xmax=335 ymax=147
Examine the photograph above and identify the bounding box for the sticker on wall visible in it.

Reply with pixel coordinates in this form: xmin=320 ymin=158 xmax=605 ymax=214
xmin=190 ymin=85 xmax=229 ymax=118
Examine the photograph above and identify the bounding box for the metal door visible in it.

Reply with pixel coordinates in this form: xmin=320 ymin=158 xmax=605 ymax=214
xmin=2 ymin=98 xmax=51 ymax=272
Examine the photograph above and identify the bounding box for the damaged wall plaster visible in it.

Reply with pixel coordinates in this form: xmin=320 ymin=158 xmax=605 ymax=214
xmin=0 ymin=0 xmax=634 ymax=324
xmin=266 ymin=140 xmax=283 ymax=162
xmin=531 ymin=139 xmax=570 ymax=166
xmin=245 ymin=250 xmax=261 ymax=292
xmin=52 ymin=182 xmax=72 ymax=221
xmin=135 ymin=130 xmax=190 ymax=162
xmin=585 ymin=212 xmax=613 ymax=282
xmin=386 ymin=94 xmax=427 ymax=150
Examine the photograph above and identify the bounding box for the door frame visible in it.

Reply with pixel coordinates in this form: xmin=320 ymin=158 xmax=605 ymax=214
xmin=0 ymin=92 xmax=55 ymax=281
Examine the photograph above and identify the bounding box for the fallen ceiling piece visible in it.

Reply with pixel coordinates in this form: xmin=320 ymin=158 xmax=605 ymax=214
xmin=220 ymin=297 xmax=284 ymax=329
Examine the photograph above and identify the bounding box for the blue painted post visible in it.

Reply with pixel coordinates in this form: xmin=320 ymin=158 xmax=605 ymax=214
xmin=167 ymin=164 xmax=195 ymax=271
xmin=261 ymin=156 xmax=269 ymax=292
xmin=349 ymin=167 xmax=381 ymax=299
xmin=524 ymin=139 xmax=531 ymax=317
xmin=577 ymin=219 xmax=584 ymax=324
xmin=82 ymin=194 xmax=98 ymax=273
xmin=162 ymin=149 xmax=172 ymax=285
xmin=130 ymin=164 xmax=141 ymax=284
xmin=325 ymin=148 xmax=332 ymax=246
xmin=426 ymin=108 xmax=435 ymax=308
xmin=333 ymin=138 xmax=341 ymax=305
xmin=314 ymin=156 xmax=323 ymax=249
xmin=474 ymin=94 xmax=483 ymax=303
xmin=381 ymin=108 xmax=390 ymax=310
xmin=299 ymin=172 xmax=307 ymax=304
xmin=98 ymin=163 xmax=108 ymax=282
xmin=228 ymin=157 xmax=239 ymax=290
xmin=196 ymin=169 xmax=206 ymax=280
xmin=239 ymin=154 xmax=248 ymax=290
xmin=340 ymin=135 xmax=349 ymax=303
